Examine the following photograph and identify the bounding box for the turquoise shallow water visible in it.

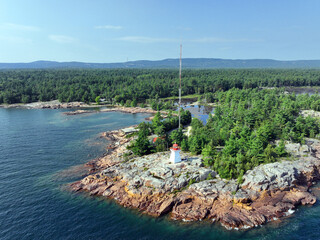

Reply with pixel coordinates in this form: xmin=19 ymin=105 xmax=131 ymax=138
xmin=0 ymin=108 xmax=320 ymax=240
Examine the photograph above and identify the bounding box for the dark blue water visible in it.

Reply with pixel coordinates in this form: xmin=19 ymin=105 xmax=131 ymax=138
xmin=0 ymin=108 xmax=320 ymax=240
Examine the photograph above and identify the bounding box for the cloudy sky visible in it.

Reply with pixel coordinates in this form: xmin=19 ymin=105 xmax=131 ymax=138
xmin=0 ymin=0 xmax=319 ymax=62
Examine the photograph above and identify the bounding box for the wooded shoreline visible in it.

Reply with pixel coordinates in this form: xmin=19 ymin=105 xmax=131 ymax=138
xmin=71 ymin=127 xmax=320 ymax=230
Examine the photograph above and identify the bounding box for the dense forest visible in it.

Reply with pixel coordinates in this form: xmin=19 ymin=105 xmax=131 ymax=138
xmin=188 ymin=88 xmax=320 ymax=182
xmin=131 ymin=88 xmax=320 ymax=183
xmin=1 ymin=68 xmax=320 ymax=104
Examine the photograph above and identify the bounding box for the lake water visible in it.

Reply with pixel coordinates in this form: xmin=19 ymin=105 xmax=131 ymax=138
xmin=0 ymin=108 xmax=319 ymax=240
xmin=174 ymin=99 xmax=214 ymax=123
xmin=285 ymin=86 xmax=320 ymax=95
xmin=182 ymin=104 xmax=214 ymax=123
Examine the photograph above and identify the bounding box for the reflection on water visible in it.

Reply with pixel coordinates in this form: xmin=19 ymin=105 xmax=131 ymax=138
xmin=182 ymin=104 xmax=214 ymax=124
xmin=285 ymin=87 xmax=320 ymax=95
xmin=175 ymin=99 xmax=214 ymax=124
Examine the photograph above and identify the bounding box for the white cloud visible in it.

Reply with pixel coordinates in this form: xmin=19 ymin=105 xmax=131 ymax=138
xmin=1 ymin=23 xmax=40 ymax=31
xmin=49 ymin=35 xmax=77 ymax=43
xmin=95 ymin=25 xmax=123 ymax=30
xmin=189 ymin=37 xmax=263 ymax=43
xmin=116 ymin=36 xmax=262 ymax=44
xmin=117 ymin=36 xmax=178 ymax=43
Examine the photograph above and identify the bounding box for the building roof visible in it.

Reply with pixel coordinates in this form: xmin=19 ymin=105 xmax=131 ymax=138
xmin=121 ymin=127 xmax=139 ymax=134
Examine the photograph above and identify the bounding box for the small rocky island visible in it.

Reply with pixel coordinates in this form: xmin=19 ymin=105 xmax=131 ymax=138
xmin=71 ymin=128 xmax=320 ymax=230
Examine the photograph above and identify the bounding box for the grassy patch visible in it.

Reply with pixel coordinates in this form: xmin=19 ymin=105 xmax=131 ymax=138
xmin=161 ymin=94 xmax=202 ymax=100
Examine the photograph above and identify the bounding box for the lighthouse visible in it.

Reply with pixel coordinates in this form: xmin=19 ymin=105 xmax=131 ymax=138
xmin=170 ymin=143 xmax=181 ymax=164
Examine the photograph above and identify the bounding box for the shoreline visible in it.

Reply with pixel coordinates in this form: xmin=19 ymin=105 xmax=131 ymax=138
xmin=70 ymin=126 xmax=320 ymax=230
xmin=12 ymin=103 xmax=317 ymax=230
xmin=0 ymin=100 xmax=95 ymax=109
xmin=0 ymin=100 xmax=171 ymax=119
xmin=63 ymin=107 xmax=169 ymax=116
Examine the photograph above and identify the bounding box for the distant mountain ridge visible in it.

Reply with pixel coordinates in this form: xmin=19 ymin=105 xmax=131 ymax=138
xmin=1 ymin=58 xmax=320 ymax=69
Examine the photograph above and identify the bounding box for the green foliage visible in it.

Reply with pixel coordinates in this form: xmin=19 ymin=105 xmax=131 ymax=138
xmin=128 ymin=109 xmax=191 ymax=156
xmin=95 ymin=96 xmax=101 ymax=104
xmin=206 ymin=173 xmax=214 ymax=180
xmin=189 ymin=88 xmax=320 ymax=180
xmin=21 ymin=95 xmax=30 ymax=103
xmin=2 ymin=68 xmax=320 ymax=105
xmin=170 ymin=129 xmax=184 ymax=145
xmin=181 ymin=109 xmax=192 ymax=125
xmin=237 ymin=170 xmax=245 ymax=184
xmin=263 ymin=144 xmax=278 ymax=163
xmin=139 ymin=102 xmax=146 ymax=108
xmin=150 ymin=99 xmax=173 ymax=111
xmin=151 ymin=101 xmax=157 ymax=110
xmin=181 ymin=138 xmax=189 ymax=151
xmin=154 ymin=138 xmax=167 ymax=152
xmin=201 ymin=142 xmax=217 ymax=167
xmin=187 ymin=178 xmax=196 ymax=187
xmin=275 ymin=140 xmax=287 ymax=157
xmin=125 ymin=99 xmax=131 ymax=107
xmin=128 ymin=122 xmax=152 ymax=156
xmin=131 ymin=99 xmax=137 ymax=107
xmin=152 ymin=112 xmax=163 ymax=129
xmin=189 ymin=135 xmax=203 ymax=154
xmin=154 ymin=125 xmax=165 ymax=136
xmin=204 ymin=92 xmax=215 ymax=103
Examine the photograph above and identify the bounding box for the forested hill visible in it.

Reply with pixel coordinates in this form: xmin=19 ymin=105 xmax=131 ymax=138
xmin=2 ymin=58 xmax=320 ymax=69
xmin=1 ymin=68 xmax=320 ymax=104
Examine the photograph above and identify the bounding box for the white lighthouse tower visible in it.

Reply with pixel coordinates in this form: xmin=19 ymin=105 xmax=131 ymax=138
xmin=170 ymin=143 xmax=181 ymax=164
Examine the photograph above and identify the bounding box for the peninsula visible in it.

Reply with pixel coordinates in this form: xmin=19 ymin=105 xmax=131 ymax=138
xmin=71 ymin=87 xmax=320 ymax=230
xmin=71 ymin=124 xmax=320 ymax=230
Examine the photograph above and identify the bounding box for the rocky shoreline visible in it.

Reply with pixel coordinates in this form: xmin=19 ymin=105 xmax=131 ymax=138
xmin=70 ymin=128 xmax=320 ymax=230
xmin=0 ymin=100 xmax=168 ymax=118
xmin=63 ymin=107 xmax=168 ymax=116
xmin=0 ymin=100 xmax=93 ymax=109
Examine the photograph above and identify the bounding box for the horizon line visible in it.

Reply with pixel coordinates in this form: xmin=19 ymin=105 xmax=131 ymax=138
xmin=2 ymin=57 xmax=320 ymax=64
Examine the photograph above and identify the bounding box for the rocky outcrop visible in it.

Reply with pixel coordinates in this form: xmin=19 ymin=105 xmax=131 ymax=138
xmin=100 ymin=107 xmax=167 ymax=115
xmin=301 ymin=110 xmax=320 ymax=118
xmin=1 ymin=100 xmax=90 ymax=109
xmin=63 ymin=109 xmax=94 ymax=115
xmin=86 ymin=129 xmax=135 ymax=171
xmin=70 ymin=134 xmax=320 ymax=230
xmin=63 ymin=106 xmax=168 ymax=116
xmin=241 ymin=157 xmax=320 ymax=191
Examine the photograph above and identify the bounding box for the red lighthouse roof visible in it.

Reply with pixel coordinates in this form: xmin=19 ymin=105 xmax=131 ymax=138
xmin=171 ymin=143 xmax=180 ymax=151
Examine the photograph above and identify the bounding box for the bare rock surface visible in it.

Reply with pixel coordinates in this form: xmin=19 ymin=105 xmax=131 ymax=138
xmin=0 ymin=100 xmax=90 ymax=109
xmin=301 ymin=110 xmax=320 ymax=118
xmin=70 ymin=132 xmax=320 ymax=230
xmin=63 ymin=106 xmax=168 ymax=116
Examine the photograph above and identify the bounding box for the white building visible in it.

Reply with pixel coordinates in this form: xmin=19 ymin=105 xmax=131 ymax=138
xmin=170 ymin=143 xmax=181 ymax=164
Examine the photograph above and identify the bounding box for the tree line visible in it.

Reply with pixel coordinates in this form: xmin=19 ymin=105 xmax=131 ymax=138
xmin=1 ymin=68 xmax=320 ymax=104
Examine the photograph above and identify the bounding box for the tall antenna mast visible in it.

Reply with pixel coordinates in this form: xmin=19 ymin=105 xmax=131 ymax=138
xmin=179 ymin=44 xmax=182 ymax=129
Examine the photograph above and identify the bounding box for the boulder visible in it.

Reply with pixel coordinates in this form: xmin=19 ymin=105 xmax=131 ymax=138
xmin=144 ymin=176 xmax=165 ymax=189
xmin=233 ymin=189 xmax=251 ymax=204
xmin=158 ymin=198 xmax=175 ymax=216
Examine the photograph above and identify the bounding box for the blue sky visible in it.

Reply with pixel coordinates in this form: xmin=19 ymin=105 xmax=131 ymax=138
xmin=0 ymin=0 xmax=319 ymax=62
